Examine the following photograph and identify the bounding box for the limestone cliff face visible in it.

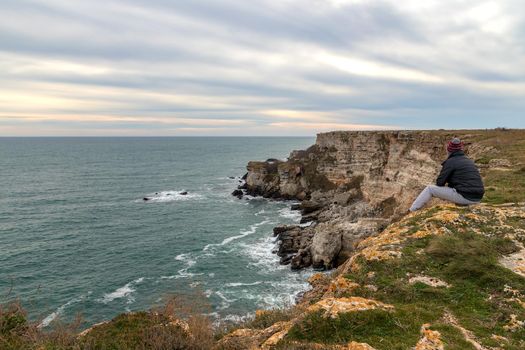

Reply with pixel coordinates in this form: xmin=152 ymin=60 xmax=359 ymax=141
xmin=242 ymin=131 xmax=487 ymax=270
xmin=247 ymin=131 xmax=456 ymax=210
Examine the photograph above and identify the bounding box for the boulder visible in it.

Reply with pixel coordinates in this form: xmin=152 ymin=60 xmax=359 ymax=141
xmin=300 ymin=201 xmax=323 ymax=214
xmin=300 ymin=213 xmax=318 ymax=224
xmin=231 ymin=189 xmax=244 ymax=199
xmin=290 ymin=203 xmax=301 ymax=211
xmin=291 ymin=248 xmax=312 ymax=270
xmin=311 ymin=228 xmax=342 ymax=270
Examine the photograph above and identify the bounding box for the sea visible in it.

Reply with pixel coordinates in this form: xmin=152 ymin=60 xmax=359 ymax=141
xmin=0 ymin=137 xmax=316 ymax=328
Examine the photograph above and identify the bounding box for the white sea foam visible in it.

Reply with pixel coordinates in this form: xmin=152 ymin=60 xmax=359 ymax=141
xmin=299 ymin=221 xmax=314 ymax=227
xmin=216 ymin=291 xmax=237 ymax=310
xmin=174 ymin=253 xmax=189 ymax=261
xmin=39 ymin=293 xmax=89 ymax=328
xmin=100 ymin=277 xmax=144 ymax=304
xmin=278 ymin=206 xmax=302 ymax=222
xmin=221 ymin=313 xmax=252 ymax=324
xmin=138 ymin=190 xmax=204 ymax=203
xmin=175 ymin=253 xmax=196 ymax=267
xmin=239 ymin=236 xmax=280 ymax=270
xmin=203 ymin=219 xmax=270 ymax=251
xmin=225 ymin=281 xmax=264 ymax=287
xmin=159 ymin=253 xmax=202 ymax=280
xmin=216 ymin=291 xmax=236 ymax=303
xmin=217 ymin=273 xmax=312 ymax=312
xmin=235 ymin=233 xmax=316 ymax=310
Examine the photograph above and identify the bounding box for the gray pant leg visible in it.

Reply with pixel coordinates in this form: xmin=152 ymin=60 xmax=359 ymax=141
xmin=410 ymin=185 xmax=479 ymax=211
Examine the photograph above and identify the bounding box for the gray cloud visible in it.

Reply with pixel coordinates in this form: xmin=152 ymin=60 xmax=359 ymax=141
xmin=0 ymin=0 xmax=524 ymax=136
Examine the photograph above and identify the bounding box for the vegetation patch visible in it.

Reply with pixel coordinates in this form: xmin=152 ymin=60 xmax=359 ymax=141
xmin=482 ymin=169 xmax=525 ymax=204
xmin=286 ymin=205 xmax=525 ymax=349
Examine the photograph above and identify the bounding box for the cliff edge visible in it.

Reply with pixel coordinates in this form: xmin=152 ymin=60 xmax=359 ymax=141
xmin=238 ymin=129 xmax=525 ymax=270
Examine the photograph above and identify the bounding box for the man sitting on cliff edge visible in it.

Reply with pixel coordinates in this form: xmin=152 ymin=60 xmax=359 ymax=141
xmin=409 ymin=137 xmax=485 ymax=211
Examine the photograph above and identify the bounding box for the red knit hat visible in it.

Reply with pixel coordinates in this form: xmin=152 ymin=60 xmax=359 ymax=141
xmin=447 ymin=137 xmax=464 ymax=153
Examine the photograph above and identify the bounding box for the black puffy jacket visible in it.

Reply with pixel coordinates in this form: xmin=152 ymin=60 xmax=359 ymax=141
xmin=436 ymin=151 xmax=485 ymax=201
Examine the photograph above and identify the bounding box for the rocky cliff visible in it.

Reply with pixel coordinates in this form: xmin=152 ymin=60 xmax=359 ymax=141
xmin=237 ymin=130 xmax=523 ymax=270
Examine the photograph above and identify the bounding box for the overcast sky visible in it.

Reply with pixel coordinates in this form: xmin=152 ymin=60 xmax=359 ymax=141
xmin=1 ymin=0 xmax=524 ymax=136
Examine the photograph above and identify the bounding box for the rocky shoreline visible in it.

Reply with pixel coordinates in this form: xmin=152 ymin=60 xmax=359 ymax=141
xmin=232 ymin=130 xmax=496 ymax=271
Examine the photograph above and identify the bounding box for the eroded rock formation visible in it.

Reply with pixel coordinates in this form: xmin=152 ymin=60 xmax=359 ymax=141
xmin=239 ymin=130 xmax=491 ymax=270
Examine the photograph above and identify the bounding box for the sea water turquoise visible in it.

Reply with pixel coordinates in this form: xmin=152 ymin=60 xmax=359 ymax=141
xmin=0 ymin=137 xmax=315 ymax=328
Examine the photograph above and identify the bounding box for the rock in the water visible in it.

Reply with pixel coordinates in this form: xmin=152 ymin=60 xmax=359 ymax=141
xmin=280 ymin=254 xmax=294 ymax=265
xmin=290 ymin=203 xmax=301 ymax=211
xmin=179 ymin=191 xmax=188 ymax=195
xmin=231 ymin=189 xmax=244 ymax=199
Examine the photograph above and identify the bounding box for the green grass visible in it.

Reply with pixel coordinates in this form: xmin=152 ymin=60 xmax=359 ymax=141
xmin=286 ymin=207 xmax=525 ymax=349
xmin=482 ymin=169 xmax=525 ymax=204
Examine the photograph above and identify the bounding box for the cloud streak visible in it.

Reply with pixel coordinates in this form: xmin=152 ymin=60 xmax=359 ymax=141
xmin=0 ymin=0 xmax=524 ymax=135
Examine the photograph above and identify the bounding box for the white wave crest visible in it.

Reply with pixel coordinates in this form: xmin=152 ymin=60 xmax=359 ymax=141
xmin=278 ymin=206 xmax=302 ymax=222
xmin=100 ymin=277 xmax=144 ymax=304
xmin=203 ymin=219 xmax=270 ymax=251
xmin=238 ymin=236 xmax=280 ymax=270
xmin=225 ymin=281 xmax=264 ymax=287
xmin=159 ymin=253 xmax=201 ymax=280
xmin=38 ymin=293 xmax=89 ymax=328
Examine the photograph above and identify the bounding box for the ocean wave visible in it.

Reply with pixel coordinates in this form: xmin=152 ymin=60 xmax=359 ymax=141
xmin=225 ymin=281 xmax=264 ymax=287
xmin=238 ymin=236 xmax=280 ymax=270
xmin=159 ymin=270 xmax=203 ymax=280
xmin=215 ymin=291 xmax=236 ymax=310
xmin=175 ymin=253 xmax=196 ymax=267
xmin=99 ymin=277 xmax=144 ymax=304
xmin=221 ymin=313 xmax=252 ymax=324
xmin=138 ymin=190 xmax=204 ymax=203
xmin=39 ymin=293 xmax=90 ymax=328
xmin=278 ymin=206 xmax=302 ymax=222
xmin=203 ymin=219 xmax=271 ymax=251
xmin=159 ymin=253 xmax=202 ymax=280
xmin=216 ymin=276 xmax=312 ymax=312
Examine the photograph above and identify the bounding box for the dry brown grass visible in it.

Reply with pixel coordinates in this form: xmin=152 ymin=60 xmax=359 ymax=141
xmin=1 ymin=295 xmax=217 ymax=350
xmin=1 ymin=299 xmax=81 ymax=349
